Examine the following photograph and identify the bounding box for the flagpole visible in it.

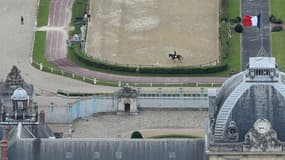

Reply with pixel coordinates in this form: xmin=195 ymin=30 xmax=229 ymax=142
xmin=257 ymin=11 xmax=267 ymax=57
xmin=260 ymin=11 xmax=263 ymax=52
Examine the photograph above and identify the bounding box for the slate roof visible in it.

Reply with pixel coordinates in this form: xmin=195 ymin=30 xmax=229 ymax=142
xmin=9 ymin=138 xmax=206 ymax=160
xmin=210 ymin=57 xmax=285 ymax=143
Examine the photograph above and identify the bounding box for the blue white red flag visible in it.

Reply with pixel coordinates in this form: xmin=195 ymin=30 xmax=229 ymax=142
xmin=242 ymin=14 xmax=261 ymax=27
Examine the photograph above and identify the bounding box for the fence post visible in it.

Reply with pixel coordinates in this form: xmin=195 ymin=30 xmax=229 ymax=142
xmin=40 ymin=63 xmax=43 ymax=70
xmin=157 ymin=88 xmax=162 ymax=97
xmin=179 ymin=88 xmax=183 ymax=97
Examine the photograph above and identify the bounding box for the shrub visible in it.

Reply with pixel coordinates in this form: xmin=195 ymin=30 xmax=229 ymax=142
xmin=221 ymin=15 xmax=228 ymax=22
xmin=230 ymin=16 xmax=241 ymax=23
xmin=234 ymin=24 xmax=243 ymax=33
xmin=270 ymin=15 xmax=283 ymax=24
xmin=131 ymin=131 xmax=143 ymax=139
xmin=271 ymin=26 xmax=283 ymax=32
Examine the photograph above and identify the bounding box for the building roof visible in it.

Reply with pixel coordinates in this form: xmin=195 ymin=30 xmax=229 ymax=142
xmin=11 ymin=87 xmax=29 ymax=100
xmin=208 ymin=57 xmax=285 ymax=147
xmin=9 ymin=138 xmax=205 ymax=160
xmin=249 ymin=57 xmax=275 ymax=69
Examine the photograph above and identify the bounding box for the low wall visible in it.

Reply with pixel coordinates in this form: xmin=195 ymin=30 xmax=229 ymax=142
xmin=41 ymin=96 xmax=208 ymax=123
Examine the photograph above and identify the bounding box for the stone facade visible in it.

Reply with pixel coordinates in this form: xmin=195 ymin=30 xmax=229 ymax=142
xmin=117 ymin=85 xmax=138 ymax=114
xmin=0 ymin=66 xmax=33 ymax=107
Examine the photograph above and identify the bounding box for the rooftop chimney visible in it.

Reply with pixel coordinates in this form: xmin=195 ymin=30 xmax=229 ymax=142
xmin=39 ymin=110 xmax=45 ymax=124
xmin=1 ymin=127 xmax=9 ymax=160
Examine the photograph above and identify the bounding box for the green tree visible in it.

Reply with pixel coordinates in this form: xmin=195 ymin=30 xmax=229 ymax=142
xmin=131 ymin=131 xmax=143 ymax=139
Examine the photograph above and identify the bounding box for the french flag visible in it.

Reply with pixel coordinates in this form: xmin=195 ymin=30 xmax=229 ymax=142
xmin=242 ymin=14 xmax=261 ymax=27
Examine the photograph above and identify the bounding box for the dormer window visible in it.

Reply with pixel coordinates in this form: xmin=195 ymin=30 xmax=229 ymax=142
xmin=247 ymin=57 xmax=278 ymax=82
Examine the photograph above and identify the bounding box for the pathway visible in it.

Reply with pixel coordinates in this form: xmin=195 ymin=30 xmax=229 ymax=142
xmin=0 ymin=0 xmax=118 ymax=94
xmin=241 ymin=0 xmax=271 ymax=70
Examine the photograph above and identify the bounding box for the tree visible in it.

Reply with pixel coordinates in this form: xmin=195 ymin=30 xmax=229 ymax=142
xmin=234 ymin=24 xmax=243 ymax=33
xmin=131 ymin=131 xmax=143 ymax=139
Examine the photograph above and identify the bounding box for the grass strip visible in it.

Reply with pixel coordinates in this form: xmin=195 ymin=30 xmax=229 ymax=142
xmin=37 ymin=0 xmax=51 ymax=27
xmin=271 ymin=0 xmax=285 ymax=71
xmin=32 ymin=31 xmax=53 ymax=68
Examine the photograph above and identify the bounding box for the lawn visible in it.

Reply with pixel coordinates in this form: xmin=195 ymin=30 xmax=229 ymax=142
xmin=225 ymin=0 xmax=241 ymax=74
xmin=271 ymin=0 xmax=285 ymax=71
xmin=37 ymin=0 xmax=50 ymax=27
xmin=70 ymin=0 xmax=89 ymax=34
xmin=32 ymin=31 xmax=53 ymax=67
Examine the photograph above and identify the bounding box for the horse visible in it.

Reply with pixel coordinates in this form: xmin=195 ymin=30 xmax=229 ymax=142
xmin=175 ymin=54 xmax=183 ymax=62
xmin=168 ymin=53 xmax=183 ymax=62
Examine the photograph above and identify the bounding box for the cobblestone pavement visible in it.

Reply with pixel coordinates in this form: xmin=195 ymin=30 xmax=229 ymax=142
xmin=68 ymin=110 xmax=207 ymax=138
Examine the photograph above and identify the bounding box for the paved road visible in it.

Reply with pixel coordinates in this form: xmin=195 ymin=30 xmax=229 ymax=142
xmin=0 ymin=0 xmax=117 ymax=93
xmin=45 ymin=0 xmax=227 ymax=84
xmin=241 ymin=0 xmax=271 ymax=70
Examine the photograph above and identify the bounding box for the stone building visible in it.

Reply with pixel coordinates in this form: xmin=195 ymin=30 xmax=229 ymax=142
xmin=206 ymin=57 xmax=285 ymax=159
xmin=4 ymin=57 xmax=285 ymax=160
xmin=0 ymin=66 xmax=34 ymax=107
xmin=0 ymin=67 xmax=206 ymax=160
xmin=117 ymin=84 xmax=138 ymax=114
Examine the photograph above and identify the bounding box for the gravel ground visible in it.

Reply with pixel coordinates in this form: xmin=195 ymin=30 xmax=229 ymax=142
xmin=86 ymin=0 xmax=219 ymax=67
xmin=66 ymin=110 xmax=208 ymax=138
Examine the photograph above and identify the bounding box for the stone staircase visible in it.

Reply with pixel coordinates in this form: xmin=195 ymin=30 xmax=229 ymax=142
xmin=214 ymin=82 xmax=252 ymax=141
xmin=273 ymin=83 xmax=285 ymax=98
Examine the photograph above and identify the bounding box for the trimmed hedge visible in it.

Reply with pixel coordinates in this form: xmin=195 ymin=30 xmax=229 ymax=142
xmin=270 ymin=15 xmax=283 ymax=24
xmin=271 ymin=26 xmax=283 ymax=32
xmin=150 ymin=134 xmax=201 ymax=139
xmin=57 ymin=90 xmax=94 ymax=97
xmin=230 ymin=16 xmax=241 ymax=23
xmin=70 ymin=46 xmax=228 ymax=74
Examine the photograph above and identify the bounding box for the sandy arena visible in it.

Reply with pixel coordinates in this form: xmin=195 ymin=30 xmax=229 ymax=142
xmin=86 ymin=0 xmax=219 ymax=67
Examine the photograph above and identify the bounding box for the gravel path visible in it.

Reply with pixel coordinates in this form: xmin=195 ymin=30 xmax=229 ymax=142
xmin=70 ymin=110 xmax=207 ymax=138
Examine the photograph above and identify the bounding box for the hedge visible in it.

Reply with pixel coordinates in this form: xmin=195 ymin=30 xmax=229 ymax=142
xmin=270 ymin=15 xmax=283 ymax=24
xmin=70 ymin=46 xmax=228 ymax=74
xmin=272 ymin=26 xmax=283 ymax=32
xmin=230 ymin=16 xmax=241 ymax=24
